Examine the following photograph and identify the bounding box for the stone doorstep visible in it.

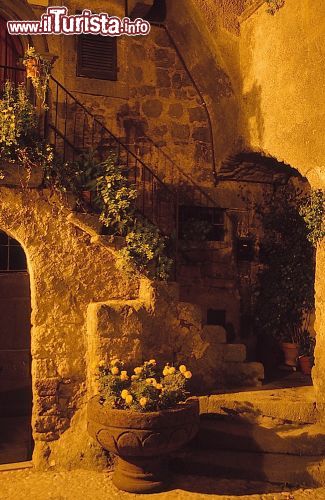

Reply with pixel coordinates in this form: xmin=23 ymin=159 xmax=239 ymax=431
xmin=197 ymin=386 xmax=318 ymax=424
xmin=191 ymin=417 xmax=325 ymax=456
xmin=0 ymin=461 xmax=33 ymax=472
xmin=171 ymin=448 xmax=325 ymax=487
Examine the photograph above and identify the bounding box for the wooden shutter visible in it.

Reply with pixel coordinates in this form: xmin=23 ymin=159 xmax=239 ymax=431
xmin=77 ymin=35 xmax=117 ymax=81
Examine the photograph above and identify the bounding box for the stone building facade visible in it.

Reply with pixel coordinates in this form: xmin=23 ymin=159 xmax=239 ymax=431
xmin=0 ymin=0 xmax=324 ymax=471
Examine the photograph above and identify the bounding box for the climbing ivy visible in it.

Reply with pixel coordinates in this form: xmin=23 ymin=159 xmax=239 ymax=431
xmin=298 ymin=189 xmax=325 ymax=247
xmin=253 ymin=185 xmax=315 ymax=344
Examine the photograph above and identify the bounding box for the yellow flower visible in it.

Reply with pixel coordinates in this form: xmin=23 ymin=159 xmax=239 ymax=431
xmin=168 ymin=367 xmax=176 ymax=375
xmin=131 ymin=375 xmax=139 ymax=381
xmin=149 ymin=359 xmax=156 ymax=365
xmin=110 ymin=358 xmax=119 ymax=366
xmin=146 ymin=378 xmax=156 ymax=385
xmin=120 ymin=370 xmax=129 ymax=381
xmin=111 ymin=366 xmax=119 ymax=375
xmin=121 ymin=389 xmax=129 ymax=399
xmin=125 ymin=394 xmax=133 ymax=405
xmin=155 ymin=383 xmax=163 ymax=390
xmin=163 ymin=366 xmax=170 ymax=376
xmin=184 ymin=370 xmax=192 ymax=379
xmin=134 ymin=367 xmax=143 ymax=375
xmin=179 ymin=365 xmax=187 ymax=374
xmin=139 ymin=397 xmax=148 ymax=407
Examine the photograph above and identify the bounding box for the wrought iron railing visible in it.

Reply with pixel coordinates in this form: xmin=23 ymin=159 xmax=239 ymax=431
xmin=46 ymin=75 xmax=178 ymax=237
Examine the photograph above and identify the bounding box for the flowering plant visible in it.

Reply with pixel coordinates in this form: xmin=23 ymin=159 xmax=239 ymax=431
xmin=0 ymin=81 xmax=54 ymax=174
xmin=97 ymin=358 xmax=193 ymax=412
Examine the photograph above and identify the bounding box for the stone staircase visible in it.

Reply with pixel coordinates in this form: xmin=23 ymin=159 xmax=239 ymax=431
xmin=178 ymin=240 xmax=240 ymax=335
xmin=172 ymin=386 xmax=325 ymax=487
xmin=67 ymin=212 xmax=264 ymax=393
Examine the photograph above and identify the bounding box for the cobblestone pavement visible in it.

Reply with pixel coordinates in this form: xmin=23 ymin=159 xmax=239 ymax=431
xmin=0 ymin=469 xmax=323 ymax=500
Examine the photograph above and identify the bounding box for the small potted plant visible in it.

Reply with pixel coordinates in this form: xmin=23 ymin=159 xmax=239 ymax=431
xmin=87 ymin=358 xmax=199 ymax=493
xmin=298 ymin=333 xmax=315 ymax=375
xmin=22 ymin=46 xmax=53 ymax=108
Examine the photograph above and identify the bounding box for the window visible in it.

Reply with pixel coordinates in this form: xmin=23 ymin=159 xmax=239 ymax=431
xmin=179 ymin=206 xmax=225 ymax=241
xmin=77 ymin=34 xmax=117 ymax=81
xmin=207 ymin=309 xmax=226 ymax=326
xmin=0 ymin=231 xmax=27 ymax=272
xmin=237 ymin=237 xmax=255 ymax=262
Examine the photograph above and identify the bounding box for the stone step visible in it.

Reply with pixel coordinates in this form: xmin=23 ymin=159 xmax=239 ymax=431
xmin=191 ymin=417 xmax=325 ymax=456
xmin=223 ymin=361 xmax=264 ymax=387
xmin=202 ymin=325 xmax=227 ymax=344
xmin=198 ymin=385 xmax=318 ymax=424
xmin=171 ymin=448 xmax=325 ymax=487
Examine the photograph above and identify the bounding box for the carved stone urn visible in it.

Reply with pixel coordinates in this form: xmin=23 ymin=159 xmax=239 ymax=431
xmin=87 ymin=396 xmax=200 ymax=493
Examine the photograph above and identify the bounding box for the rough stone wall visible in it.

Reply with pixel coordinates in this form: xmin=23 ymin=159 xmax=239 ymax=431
xmin=0 ymin=187 xmax=139 ymax=468
xmin=239 ymin=0 xmax=325 ymax=181
xmin=39 ymin=0 xmax=214 ymax=187
xmin=238 ymin=0 xmax=325 ymax=410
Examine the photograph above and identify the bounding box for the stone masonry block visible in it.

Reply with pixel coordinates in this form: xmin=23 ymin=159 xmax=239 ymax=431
xmin=224 ymin=344 xmax=247 ymax=362
xmin=35 ymin=378 xmax=59 ymax=397
xmin=202 ymin=325 xmax=227 ymax=344
xmin=177 ymin=302 xmax=202 ymax=329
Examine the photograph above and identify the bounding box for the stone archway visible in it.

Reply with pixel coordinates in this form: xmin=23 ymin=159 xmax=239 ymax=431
xmin=0 ymin=0 xmax=48 ymax=54
xmin=0 ymin=230 xmax=33 ymax=464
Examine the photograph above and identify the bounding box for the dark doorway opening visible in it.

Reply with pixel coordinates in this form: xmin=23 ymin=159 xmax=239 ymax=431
xmin=0 ymin=231 xmax=33 ymax=464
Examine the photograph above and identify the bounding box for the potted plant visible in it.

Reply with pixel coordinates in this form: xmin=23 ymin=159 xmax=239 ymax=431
xmin=22 ymin=46 xmax=53 ymax=109
xmin=87 ymin=358 xmax=200 ymax=493
xmin=298 ymin=333 xmax=315 ymax=375
xmin=0 ymin=81 xmax=53 ymax=187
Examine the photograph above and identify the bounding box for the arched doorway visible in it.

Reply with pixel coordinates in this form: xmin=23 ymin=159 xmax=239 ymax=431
xmin=0 ymin=231 xmax=33 ymax=464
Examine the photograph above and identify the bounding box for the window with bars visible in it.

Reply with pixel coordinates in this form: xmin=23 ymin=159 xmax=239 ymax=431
xmin=179 ymin=206 xmax=225 ymax=241
xmin=0 ymin=231 xmax=27 ymax=272
xmin=77 ymin=34 xmax=117 ymax=81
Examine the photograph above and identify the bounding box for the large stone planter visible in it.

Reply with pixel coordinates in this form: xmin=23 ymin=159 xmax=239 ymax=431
xmin=0 ymin=162 xmax=43 ymax=188
xmin=87 ymin=396 xmax=200 ymax=493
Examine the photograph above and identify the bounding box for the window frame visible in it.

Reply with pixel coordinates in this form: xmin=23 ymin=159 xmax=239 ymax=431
xmin=76 ymin=33 xmax=118 ymax=81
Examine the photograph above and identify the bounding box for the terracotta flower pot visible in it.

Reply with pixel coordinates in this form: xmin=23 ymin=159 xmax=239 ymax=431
xmin=81 ymin=190 xmax=92 ymax=205
xmin=281 ymin=342 xmax=299 ymax=366
xmin=299 ymin=355 xmax=312 ymax=375
xmin=0 ymin=162 xmax=43 ymax=188
xmin=87 ymin=396 xmax=200 ymax=493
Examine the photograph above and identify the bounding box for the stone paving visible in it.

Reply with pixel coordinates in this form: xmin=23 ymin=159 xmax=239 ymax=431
xmin=0 ymin=469 xmax=323 ymax=500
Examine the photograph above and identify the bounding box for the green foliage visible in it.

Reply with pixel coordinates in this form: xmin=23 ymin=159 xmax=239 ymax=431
xmin=22 ymin=46 xmax=52 ymax=109
xmin=0 ymin=81 xmax=36 ymax=147
xmin=298 ymin=189 xmax=325 ymax=247
xmin=118 ymin=218 xmax=173 ymax=281
xmin=98 ymin=358 xmax=192 ymax=412
xmin=299 ymin=332 xmax=316 ymax=357
xmin=265 ymin=0 xmax=285 ymax=15
xmin=95 ymin=155 xmax=137 ymax=234
xmin=0 ymin=81 xmax=54 ymax=172
xmin=181 ymin=217 xmax=213 ymax=242
xmin=45 ymin=152 xmax=173 ymax=280
xmin=253 ymin=185 xmax=315 ymax=344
